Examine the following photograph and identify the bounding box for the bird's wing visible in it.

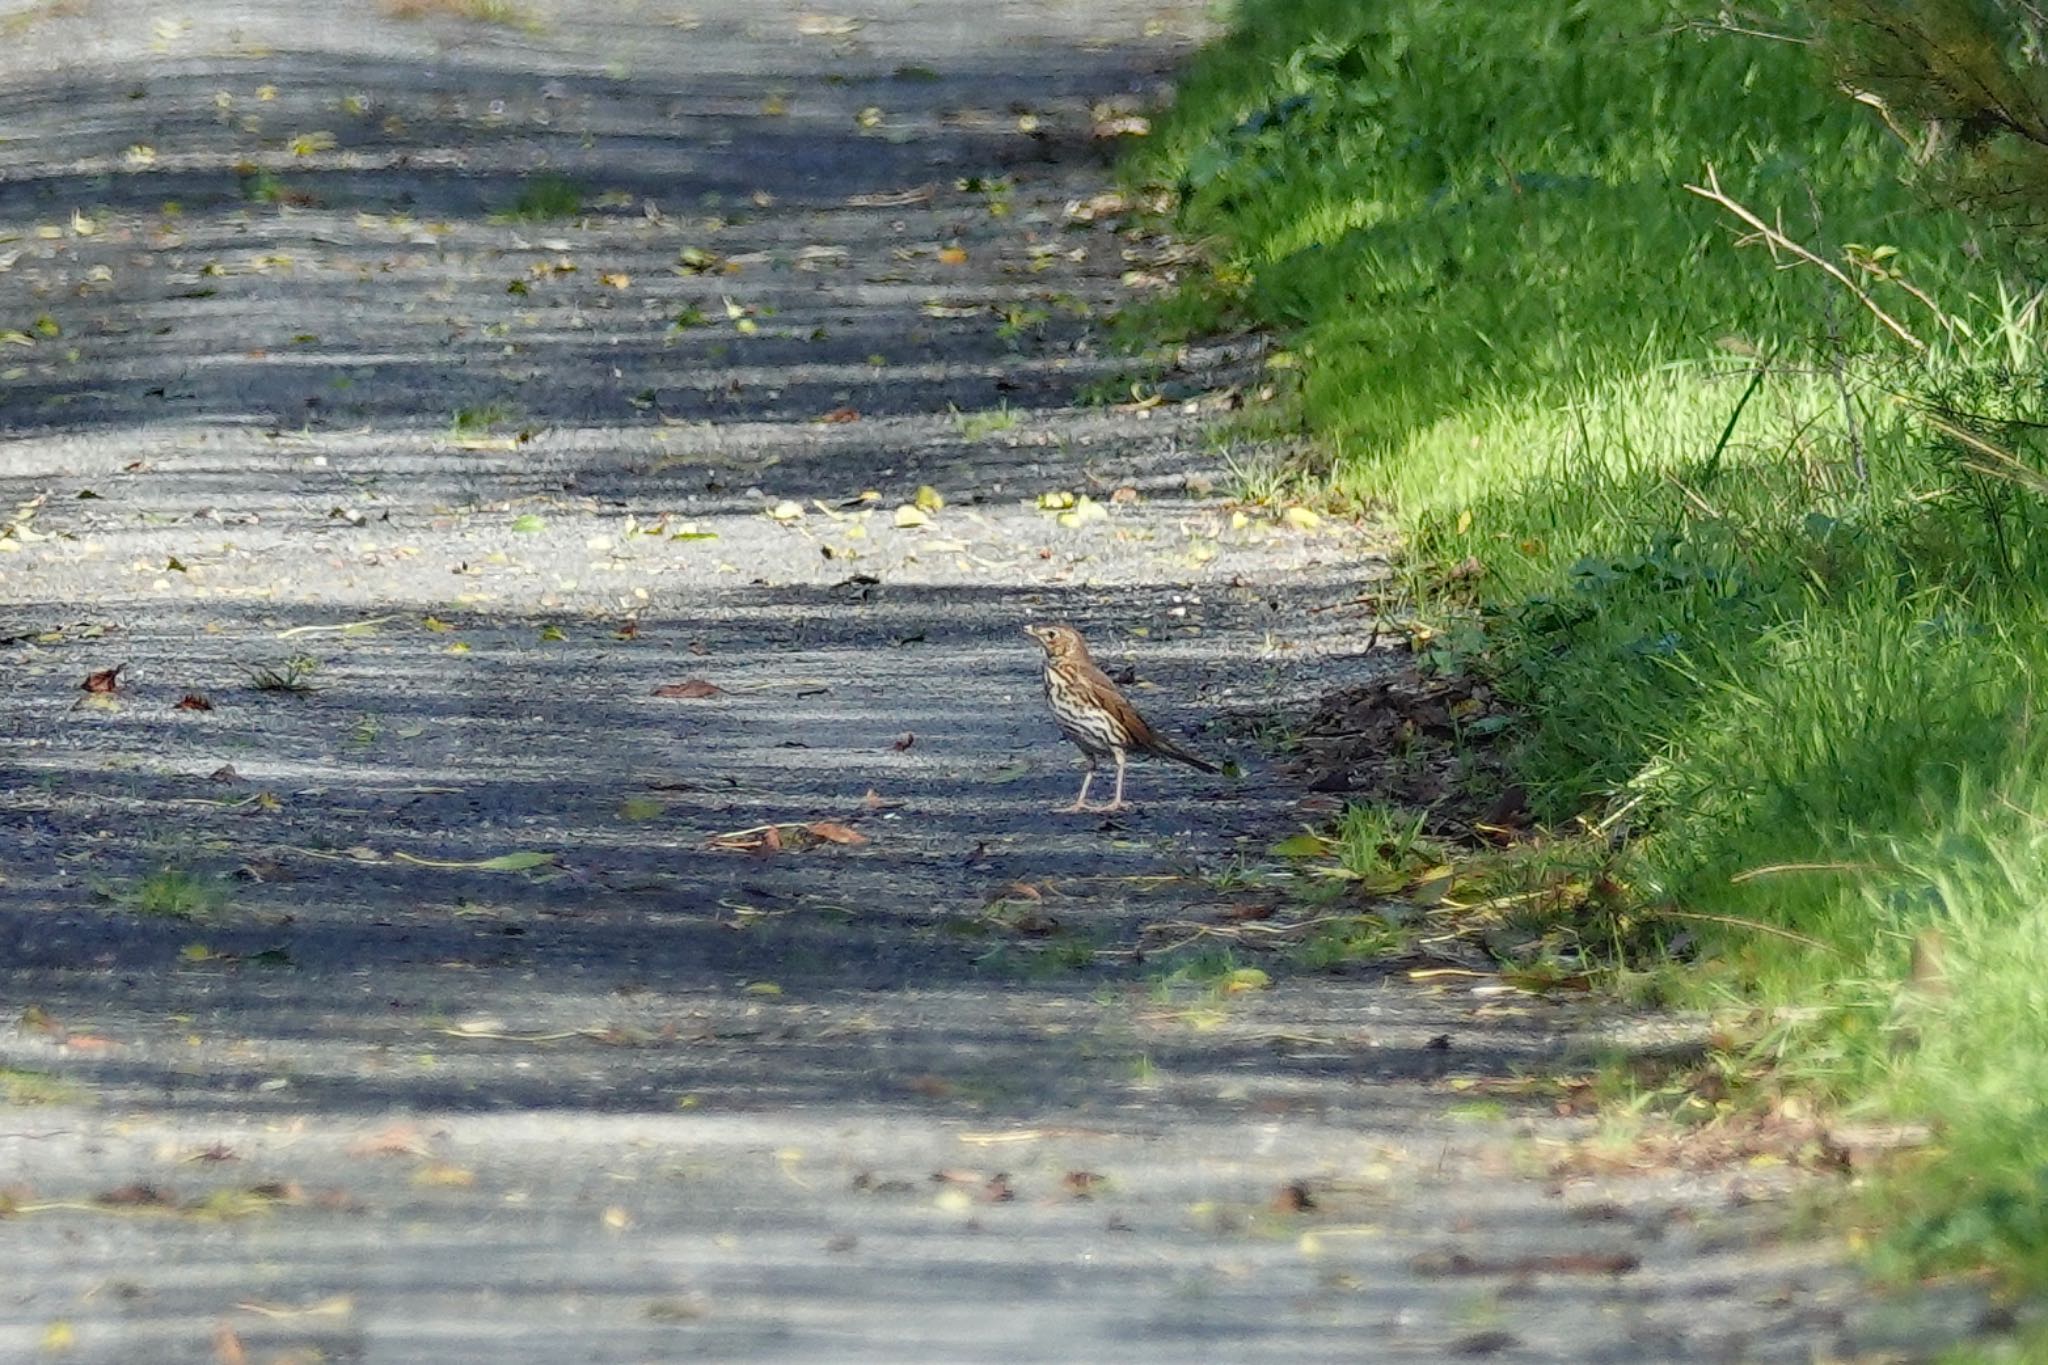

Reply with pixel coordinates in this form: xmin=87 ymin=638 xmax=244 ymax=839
xmin=1073 ymin=659 xmax=1154 ymax=742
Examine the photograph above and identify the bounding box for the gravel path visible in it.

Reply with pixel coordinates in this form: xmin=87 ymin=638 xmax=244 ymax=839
xmin=0 ymin=2 xmax=1990 ymax=1360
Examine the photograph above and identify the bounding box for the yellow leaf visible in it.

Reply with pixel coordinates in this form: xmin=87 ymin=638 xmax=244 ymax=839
xmin=1455 ymin=508 xmax=1473 ymax=536
xmin=40 ymin=1321 xmax=74 ymax=1353
xmin=914 ymin=484 xmax=945 ymax=512
xmin=744 ymin=982 xmax=783 ymax=996
xmin=1281 ymin=506 xmax=1322 ymax=531
xmin=893 ymin=504 xmax=930 ymax=528
xmin=936 ymin=246 xmax=968 ymax=265
xmin=412 ymin=1162 xmax=475 ymax=1187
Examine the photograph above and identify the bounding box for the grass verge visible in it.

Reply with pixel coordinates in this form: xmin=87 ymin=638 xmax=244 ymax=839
xmin=1132 ymin=0 xmax=2048 ymax=1296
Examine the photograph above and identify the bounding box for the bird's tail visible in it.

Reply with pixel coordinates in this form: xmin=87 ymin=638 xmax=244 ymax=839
xmin=1146 ymin=733 xmax=1219 ymax=774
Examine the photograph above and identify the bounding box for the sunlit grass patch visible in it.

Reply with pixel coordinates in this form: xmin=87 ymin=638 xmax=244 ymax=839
xmin=1134 ymin=0 xmax=2048 ymax=1291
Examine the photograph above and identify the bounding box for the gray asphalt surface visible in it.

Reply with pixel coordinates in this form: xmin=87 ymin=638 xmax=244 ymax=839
xmin=0 ymin=2 xmax=1999 ymax=1361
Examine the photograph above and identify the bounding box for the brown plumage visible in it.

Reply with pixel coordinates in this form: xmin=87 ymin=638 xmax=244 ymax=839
xmin=1024 ymin=623 xmax=1217 ymax=812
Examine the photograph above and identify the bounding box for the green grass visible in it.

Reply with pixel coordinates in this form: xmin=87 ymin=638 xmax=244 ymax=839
xmin=0 ymin=1067 xmax=85 ymax=1106
xmin=100 ymin=866 xmax=229 ymax=919
xmin=951 ymin=403 xmax=1019 ymax=440
xmin=451 ymin=402 xmax=514 ymax=435
xmin=1135 ymin=0 xmax=2048 ymax=1293
xmin=494 ymin=174 xmax=584 ymax=222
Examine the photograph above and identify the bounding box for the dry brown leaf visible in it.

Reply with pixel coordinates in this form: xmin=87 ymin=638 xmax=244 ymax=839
xmin=80 ymin=665 xmax=123 ymax=693
xmin=176 ymin=692 xmax=214 ymax=711
xmin=936 ymin=246 xmax=968 ymax=265
xmin=652 ymin=678 xmax=722 ymax=699
xmin=1062 ymin=1170 xmax=1103 ymax=1199
xmin=96 ymin=1183 xmax=174 ymax=1207
xmin=805 ymin=821 xmax=867 ymax=846
xmin=816 ymin=406 xmax=861 ymax=424
xmin=346 ymin=1123 xmax=432 ymax=1158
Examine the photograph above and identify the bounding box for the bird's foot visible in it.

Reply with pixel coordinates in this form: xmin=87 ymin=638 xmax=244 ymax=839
xmin=1056 ymin=799 xmax=1099 ymax=814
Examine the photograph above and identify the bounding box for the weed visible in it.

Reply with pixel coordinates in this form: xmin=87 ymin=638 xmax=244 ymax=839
xmin=451 ymin=403 xmax=513 ymax=435
xmin=0 ymin=1067 xmax=83 ymax=1105
xmin=1286 ymin=915 xmax=1406 ymax=971
xmin=951 ymin=403 xmax=1019 ymax=440
xmin=240 ymin=656 xmax=319 ymax=692
xmin=100 ymin=866 xmax=229 ymax=919
xmin=494 ymin=174 xmax=584 ymax=222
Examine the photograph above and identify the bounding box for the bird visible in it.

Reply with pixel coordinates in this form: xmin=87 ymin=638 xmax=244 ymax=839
xmin=1023 ymin=623 xmax=1218 ymax=812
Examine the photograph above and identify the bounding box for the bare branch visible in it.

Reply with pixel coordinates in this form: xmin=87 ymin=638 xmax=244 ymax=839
xmin=1683 ymin=164 xmax=1928 ymax=351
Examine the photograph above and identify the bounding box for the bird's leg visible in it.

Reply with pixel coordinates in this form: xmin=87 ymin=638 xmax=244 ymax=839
xmin=1099 ymin=751 xmax=1129 ymax=812
xmin=1058 ymin=763 xmax=1097 ymax=813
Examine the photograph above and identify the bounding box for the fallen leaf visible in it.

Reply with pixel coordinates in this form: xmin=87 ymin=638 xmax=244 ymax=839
xmin=768 ymin=500 xmax=805 ymax=522
xmin=936 ymin=246 xmax=968 ymax=265
xmin=806 ymin=821 xmax=868 ymax=846
xmin=347 ymin=1123 xmax=431 ymax=1158
xmin=893 ymin=504 xmax=930 ymax=528
xmin=80 ymin=665 xmax=123 ymax=693
xmin=212 ymin=1321 xmax=247 ymax=1365
xmin=412 ymin=1162 xmax=475 ymax=1188
xmin=915 ymin=484 xmax=945 ymax=512
xmin=652 ymin=678 xmax=723 ymax=699
xmin=1269 ymin=832 xmax=1332 ymax=858
xmin=177 ymin=692 xmax=213 ymax=711
xmin=602 ymin=1205 xmax=633 ymax=1230
xmin=891 ymin=732 xmax=915 ymax=751
xmin=1092 ymin=114 xmax=1151 ymax=138
xmin=816 ymin=406 xmax=861 ymax=424
xmin=96 ymin=1183 xmax=175 ymax=1207
xmin=1063 ymin=1170 xmax=1103 ymax=1199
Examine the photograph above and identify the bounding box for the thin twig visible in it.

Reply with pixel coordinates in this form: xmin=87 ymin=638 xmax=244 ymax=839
xmin=1650 ymin=907 xmax=1836 ymax=953
xmin=1727 ymin=861 xmax=1880 ymax=883
xmin=1684 ymin=165 xmax=1927 ymax=352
